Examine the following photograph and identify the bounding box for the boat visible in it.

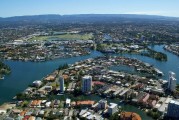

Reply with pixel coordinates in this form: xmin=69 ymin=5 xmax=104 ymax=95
xmin=13 ymin=96 xmax=17 ymax=100
xmin=154 ymin=68 xmax=164 ymax=76
xmin=0 ymin=77 xmax=4 ymax=80
xmin=119 ymin=100 xmax=125 ymax=105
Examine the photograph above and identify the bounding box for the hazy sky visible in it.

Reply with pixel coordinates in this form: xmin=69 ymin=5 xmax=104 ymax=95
xmin=0 ymin=0 xmax=179 ymax=17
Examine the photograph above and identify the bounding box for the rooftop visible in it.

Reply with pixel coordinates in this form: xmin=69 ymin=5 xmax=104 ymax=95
xmin=109 ymin=103 xmax=117 ymax=108
xmin=120 ymin=112 xmax=142 ymax=120
xmin=170 ymin=100 xmax=179 ymax=105
xmin=83 ymin=75 xmax=92 ymax=79
xmin=76 ymin=100 xmax=95 ymax=106
xmin=66 ymin=98 xmax=71 ymax=104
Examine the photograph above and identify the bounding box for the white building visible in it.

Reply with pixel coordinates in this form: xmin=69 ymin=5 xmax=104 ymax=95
xmin=66 ymin=98 xmax=71 ymax=107
xmin=45 ymin=102 xmax=51 ymax=108
xmin=32 ymin=80 xmax=42 ymax=87
xmin=168 ymin=71 xmax=177 ymax=91
xmin=44 ymin=86 xmax=52 ymax=91
xmin=82 ymin=75 xmax=92 ymax=93
xmin=59 ymin=76 xmax=64 ymax=93
xmin=167 ymin=100 xmax=179 ymax=118
xmin=108 ymin=103 xmax=118 ymax=115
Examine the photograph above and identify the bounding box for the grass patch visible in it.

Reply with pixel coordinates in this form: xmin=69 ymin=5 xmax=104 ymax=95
xmin=28 ymin=33 xmax=93 ymax=41
xmin=51 ymin=82 xmax=59 ymax=88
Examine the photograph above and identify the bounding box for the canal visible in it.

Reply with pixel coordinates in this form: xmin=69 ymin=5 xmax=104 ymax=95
xmin=0 ymin=45 xmax=179 ymax=119
xmin=121 ymin=45 xmax=179 ymax=81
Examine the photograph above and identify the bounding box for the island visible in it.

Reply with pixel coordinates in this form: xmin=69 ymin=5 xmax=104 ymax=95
xmin=0 ymin=61 xmax=10 ymax=79
xmin=97 ymin=43 xmax=167 ymax=61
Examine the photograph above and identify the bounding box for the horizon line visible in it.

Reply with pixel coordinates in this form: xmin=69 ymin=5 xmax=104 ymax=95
xmin=0 ymin=13 xmax=179 ymax=19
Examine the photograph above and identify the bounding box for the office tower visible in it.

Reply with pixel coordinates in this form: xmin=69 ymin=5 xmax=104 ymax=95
xmin=82 ymin=75 xmax=92 ymax=93
xmin=168 ymin=71 xmax=176 ymax=92
xmin=60 ymin=76 xmax=64 ymax=93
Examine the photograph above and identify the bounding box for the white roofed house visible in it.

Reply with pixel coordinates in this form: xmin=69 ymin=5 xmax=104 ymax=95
xmin=32 ymin=80 xmax=42 ymax=87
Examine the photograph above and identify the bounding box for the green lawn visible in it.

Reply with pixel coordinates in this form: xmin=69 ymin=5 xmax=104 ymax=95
xmin=29 ymin=33 xmax=93 ymax=41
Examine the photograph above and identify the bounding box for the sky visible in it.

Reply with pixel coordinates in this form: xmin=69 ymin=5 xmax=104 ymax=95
xmin=0 ymin=0 xmax=179 ymax=17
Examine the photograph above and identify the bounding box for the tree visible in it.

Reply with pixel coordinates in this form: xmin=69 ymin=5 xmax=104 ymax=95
xmin=109 ymin=112 xmax=120 ymax=120
xmin=58 ymin=63 xmax=69 ymax=72
xmin=22 ymin=101 xmax=29 ymax=107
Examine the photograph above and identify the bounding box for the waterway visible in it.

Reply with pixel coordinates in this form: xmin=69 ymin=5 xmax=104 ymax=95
xmin=121 ymin=45 xmax=179 ymax=81
xmin=0 ymin=51 xmax=103 ymax=104
xmin=0 ymin=45 xmax=179 ymax=120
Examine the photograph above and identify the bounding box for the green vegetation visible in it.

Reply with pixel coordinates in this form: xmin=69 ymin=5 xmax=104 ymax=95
xmin=147 ymin=108 xmax=162 ymax=119
xmin=0 ymin=61 xmax=11 ymax=78
xmin=176 ymin=84 xmax=179 ymax=91
xmin=21 ymin=100 xmax=29 ymax=107
xmin=58 ymin=63 xmax=69 ymax=71
xmin=46 ymin=110 xmax=64 ymax=120
xmin=96 ymin=44 xmax=107 ymax=51
xmin=141 ymin=48 xmax=167 ymax=61
xmin=16 ymin=93 xmax=29 ymax=100
xmin=109 ymin=112 xmax=120 ymax=120
xmin=174 ymin=84 xmax=179 ymax=97
xmin=51 ymin=82 xmax=59 ymax=89
xmin=29 ymin=33 xmax=93 ymax=41
xmin=73 ymin=88 xmax=83 ymax=97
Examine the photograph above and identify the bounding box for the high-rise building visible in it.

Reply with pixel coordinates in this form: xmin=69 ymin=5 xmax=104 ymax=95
xmin=167 ymin=100 xmax=179 ymax=119
xmin=59 ymin=76 xmax=64 ymax=93
xmin=168 ymin=71 xmax=176 ymax=92
xmin=82 ymin=75 xmax=92 ymax=93
xmin=98 ymin=99 xmax=108 ymax=110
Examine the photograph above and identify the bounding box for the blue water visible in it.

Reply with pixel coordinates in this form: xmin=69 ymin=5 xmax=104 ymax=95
xmin=121 ymin=45 xmax=179 ymax=81
xmin=0 ymin=45 xmax=178 ymax=97
xmin=0 ymin=51 xmax=103 ymax=104
xmin=0 ymin=45 xmax=179 ymax=120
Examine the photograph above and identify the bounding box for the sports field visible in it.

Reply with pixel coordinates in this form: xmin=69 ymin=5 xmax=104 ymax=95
xmin=29 ymin=33 xmax=93 ymax=41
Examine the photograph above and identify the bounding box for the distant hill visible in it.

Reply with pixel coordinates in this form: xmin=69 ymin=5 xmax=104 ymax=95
xmin=0 ymin=14 xmax=179 ymax=23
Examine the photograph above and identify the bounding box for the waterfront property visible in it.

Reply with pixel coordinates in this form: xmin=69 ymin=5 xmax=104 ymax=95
xmin=168 ymin=71 xmax=177 ymax=92
xmin=0 ymin=55 xmax=171 ymax=119
xmin=0 ymin=38 xmax=94 ymax=62
xmin=164 ymin=44 xmax=179 ymax=56
xmin=1 ymin=45 xmax=179 ymax=120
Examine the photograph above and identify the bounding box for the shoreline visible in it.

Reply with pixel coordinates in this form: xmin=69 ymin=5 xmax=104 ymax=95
xmin=0 ymin=44 xmax=178 ymax=119
xmin=4 ymin=55 xmax=165 ymax=119
xmin=1 ymin=52 xmax=91 ymax=63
